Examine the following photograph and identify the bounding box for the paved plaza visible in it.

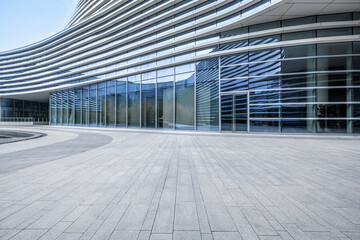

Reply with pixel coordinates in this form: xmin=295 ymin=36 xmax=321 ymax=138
xmin=0 ymin=126 xmax=359 ymax=240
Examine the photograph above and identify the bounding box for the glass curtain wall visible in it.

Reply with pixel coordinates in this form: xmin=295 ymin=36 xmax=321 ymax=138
xmin=196 ymin=58 xmax=219 ymax=131
xmin=56 ymin=91 xmax=62 ymax=124
xmin=141 ymin=72 xmax=156 ymax=128
xmin=157 ymin=67 xmax=174 ymax=129
xmin=62 ymin=90 xmax=68 ymax=125
xmin=128 ymin=75 xmax=141 ymax=127
xmin=175 ymin=63 xmax=195 ymax=130
xmin=106 ymin=80 xmax=116 ymax=126
xmin=116 ymin=77 xmax=127 ymax=126
xmin=82 ymin=86 xmax=89 ymax=126
xmin=68 ymin=89 xmax=75 ymax=125
xmin=89 ymin=84 xmax=97 ymax=126
xmin=75 ymin=88 xmax=81 ymax=125
xmin=97 ymin=82 xmax=106 ymax=127
xmin=50 ymin=93 xmax=56 ymax=124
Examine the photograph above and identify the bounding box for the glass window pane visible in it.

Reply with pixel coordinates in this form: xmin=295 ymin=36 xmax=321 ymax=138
xmin=317 ymin=13 xmax=352 ymax=23
xmin=68 ymin=89 xmax=74 ymax=125
xmin=282 ymin=120 xmax=315 ymax=133
xmin=116 ymin=78 xmax=127 ymax=126
xmin=282 ymin=45 xmax=315 ymax=58
xmin=250 ymin=120 xmax=280 ymax=132
xmin=89 ymin=85 xmax=97 ymax=126
xmin=158 ymin=76 xmax=174 ymax=129
xmin=62 ymin=91 xmax=68 ymax=125
xmin=141 ymin=79 xmax=156 ymax=128
xmin=106 ymin=80 xmax=116 ymax=126
xmin=128 ymin=75 xmax=141 ymax=127
xmin=56 ymin=91 xmax=62 ymax=125
xmin=175 ymin=71 xmax=195 ymax=130
xmin=82 ymin=86 xmax=89 ymax=126
xmin=196 ymin=58 xmax=219 ymax=131
xmin=282 ymin=16 xmax=315 ymax=27
xmin=75 ymin=88 xmax=81 ymax=125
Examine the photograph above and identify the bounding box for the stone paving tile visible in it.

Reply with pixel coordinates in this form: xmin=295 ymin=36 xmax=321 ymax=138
xmin=0 ymin=126 xmax=359 ymax=240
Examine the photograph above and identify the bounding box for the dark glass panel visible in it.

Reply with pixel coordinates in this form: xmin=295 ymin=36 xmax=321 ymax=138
xmin=354 ymin=72 xmax=360 ymax=86
xmin=221 ymin=95 xmax=233 ymax=131
xmin=128 ymin=75 xmax=141 ymax=127
xmin=221 ymin=53 xmax=248 ymax=66
xmin=317 ymin=13 xmax=352 ymax=23
xmin=157 ymin=76 xmax=174 ymax=129
xmin=196 ymin=58 xmax=219 ymax=131
xmin=281 ymin=74 xmax=316 ymax=88
xmin=354 ymin=105 xmax=360 ymax=118
xmin=250 ymin=120 xmax=279 ymax=132
xmin=24 ymin=101 xmax=32 ymax=118
xmin=106 ymin=80 xmax=116 ymax=126
xmin=89 ymin=84 xmax=97 ymax=126
xmin=116 ymin=78 xmax=127 ymax=127
xmin=354 ymin=120 xmax=360 ymax=133
xmin=14 ymin=100 xmax=22 ymax=118
xmin=317 ymin=28 xmax=352 ymax=37
xmin=235 ymin=94 xmax=247 ymax=132
xmin=97 ymin=83 xmax=106 ymax=127
xmin=50 ymin=93 xmax=56 ymax=124
xmin=282 ymin=16 xmax=315 ymax=27
xmin=249 ymin=35 xmax=280 ymax=46
xmin=75 ymin=88 xmax=81 ymax=125
xmin=249 ymin=61 xmax=281 ymax=76
xmin=317 ymin=56 xmax=349 ymax=72
xmin=219 ymin=40 xmax=248 ymax=50
xmin=281 ymin=59 xmax=315 ymax=73
xmin=317 ymin=120 xmax=347 ymax=133
xmin=317 ymin=104 xmax=347 ymax=118
xmin=249 ymin=21 xmax=280 ymax=32
xmin=249 ymin=48 xmax=281 ymax=62
xmin=175 ymin=71 xmax=194 ymax=130
xmin=249 ymin=76 xmax=280 ymax=90
xmin=220 ymin=27 xmax=248 ymax=38
xmin=56 ymin=91 xmax=62 ymax=125
xmin=62 ymin=90 xmax=68 ymax=125
xmin=68 ymin=89 xmax=74 ymax=125
xmin=250 ymin=105 xmax=280 ymax=118
xmin=282 ymin=31 xmax=315 ymax=41
xmin=1 ymin=98 xmax=14 ymax=118
xmin=317 ymin=73 xmax=348 ymax=87
xmin=221 ymin=65 xmax=248 ymax=79
xmin=141 ymin=79 xmax=156 ymax=128
xmin=250 ymin=91 xmax=280 ymax=104
xmin=282 ymin=104 xmax=316 ymax=118
xmin=317 ymin=88 xmax=347 ymax=102
xmin=82 ymin=86 xmax=89 ymax=126
xmin=282 ymin=45 xmax=315 ymax=58
xmin=220 ymin=79 xmax=248 ymax=92
xmin=282 ymin=120 xmax=315 ymax=133
xmin=355 ymin=88 xmax=360 ymax=101
xmin=317 ymin=42 xmax=351 ymax=56
xmin=281 ymin=89 xmax=316 ymax=103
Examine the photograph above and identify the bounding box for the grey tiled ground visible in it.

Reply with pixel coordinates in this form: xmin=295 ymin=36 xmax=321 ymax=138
xmin=0 ymin=126 xmax=359 ymax=240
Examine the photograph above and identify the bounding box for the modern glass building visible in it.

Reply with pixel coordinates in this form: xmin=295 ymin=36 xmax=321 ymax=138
xmin=0 ymin=0 xmax=359 ymax=133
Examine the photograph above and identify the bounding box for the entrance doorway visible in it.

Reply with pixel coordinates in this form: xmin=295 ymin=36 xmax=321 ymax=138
xmin=221 ymin=92 xmax=249 ymax=132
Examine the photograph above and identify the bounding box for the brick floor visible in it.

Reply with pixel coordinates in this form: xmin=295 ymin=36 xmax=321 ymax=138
xmin=0 ymin=126 xmax=359 ymax=240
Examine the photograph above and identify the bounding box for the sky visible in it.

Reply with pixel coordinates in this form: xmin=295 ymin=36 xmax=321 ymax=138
xmin=0 ymin=0 xmax=78 ymax=52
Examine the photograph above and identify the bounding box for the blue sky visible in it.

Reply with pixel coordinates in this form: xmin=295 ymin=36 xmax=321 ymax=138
xmin=0 ymin=0 xmax=78 ymax=52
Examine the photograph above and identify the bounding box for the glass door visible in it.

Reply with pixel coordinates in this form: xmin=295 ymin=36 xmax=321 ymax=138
xmin=221 ymin=93 xmax=248 ymax=132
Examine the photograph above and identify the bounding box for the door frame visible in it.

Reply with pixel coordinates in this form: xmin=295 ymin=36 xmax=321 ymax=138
xmin=220 ymin=91 xmax=250 ymax=133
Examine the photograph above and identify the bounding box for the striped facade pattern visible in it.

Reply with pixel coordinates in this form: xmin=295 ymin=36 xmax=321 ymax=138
xmin=0 ymin=0 xmax=359 ymax=133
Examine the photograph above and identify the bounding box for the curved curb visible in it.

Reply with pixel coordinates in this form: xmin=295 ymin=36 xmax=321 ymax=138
xmin=0 ymin=130 xmax=47 ymax=145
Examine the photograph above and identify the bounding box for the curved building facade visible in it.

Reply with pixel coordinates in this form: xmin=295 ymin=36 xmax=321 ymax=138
xmin=0 ymin=0 xmax=359 ymax=133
